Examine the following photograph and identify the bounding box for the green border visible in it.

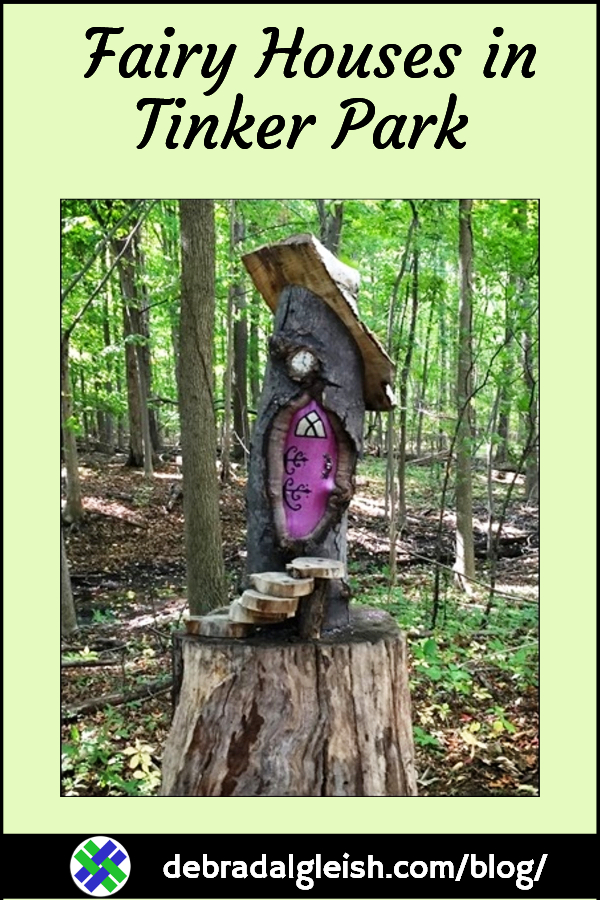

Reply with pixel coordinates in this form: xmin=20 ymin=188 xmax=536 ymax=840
xmin=4 ymin=3 xmax=596 ymax=835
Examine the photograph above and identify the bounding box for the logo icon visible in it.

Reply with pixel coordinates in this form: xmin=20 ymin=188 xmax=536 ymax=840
xmin=70 ymin=836 xmax=131 ymax=895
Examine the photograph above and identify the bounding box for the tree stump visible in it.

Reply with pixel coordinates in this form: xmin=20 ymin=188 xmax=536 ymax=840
xmin=161 ymin=606 xmax=417 ymax=797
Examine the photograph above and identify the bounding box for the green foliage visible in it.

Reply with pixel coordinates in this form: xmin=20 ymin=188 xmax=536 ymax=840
xmin=61 ymin=199 xmax=538 ymax=461
xmin=91 ymin=608 xmax=117 ymax=624
xmin=413 ymin=725 xmax=442 ymax=749
xmin=61 ymin=709 xmax=163 ymax=797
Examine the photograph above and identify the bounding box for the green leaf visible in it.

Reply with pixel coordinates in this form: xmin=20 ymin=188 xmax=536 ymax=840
xmin=423 ymin=638 xmax=439 ymax=660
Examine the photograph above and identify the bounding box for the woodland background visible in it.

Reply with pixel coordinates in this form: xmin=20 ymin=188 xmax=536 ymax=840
xmin=60 ymin=198 xmax=539 ymax=797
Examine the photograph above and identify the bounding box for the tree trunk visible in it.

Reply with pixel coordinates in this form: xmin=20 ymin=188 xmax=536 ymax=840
xmin=249 ymin=292 xmax=261 ymax=410
xmin=437 ymin=284 xmax=448 ymax=451
xmin=221 ymin=302 xmax=234 ymax=481
xmin=415 ymin=295 xmax=435 ymax=457
xmin=136 ymin=339 xmax=154 ymax=478
xmin=397 ymin=232 xmax=420 ymax=529
xmin=455 ymin=199 xmax=476 ymax=590
xmin=518 ymin=204 xmax=539 ymax=504
xmin=134 ymin=232 xmax=161 ymax=453
xmin=96 ymin=254 xmax=115 ymax=455
xmin=523 ymin=302 xmax=539 ymax=502
xmin=231 ymin=204 xmax=249 ymax=462
xmin=233 ymin=283 xmax=249 ymax=462
xmin=315 ymin=199 xmax=344 ymax=255
xmin=494 ymin=284 xmax=514 ymax=465
xmin=387 ymin=407 xmax=398 ymax=586
xmin=178 ymin=199 xmax=226 ymax=615
xmin=79 ymin=369 xmax=91 ymax=451
xmin=61 ymin=529 xmax=77 ymax=636
xmin=161 ymin=606 xmax=417 ymax=797
xmin=116 ymin=237 xmax=144 ymax=467
xmin=61 ymin=339 xmax=83 ymax=523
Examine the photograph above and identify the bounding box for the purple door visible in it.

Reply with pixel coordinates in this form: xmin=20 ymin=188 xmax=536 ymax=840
xmin=282 ymin=399 xmax=338 ymax=539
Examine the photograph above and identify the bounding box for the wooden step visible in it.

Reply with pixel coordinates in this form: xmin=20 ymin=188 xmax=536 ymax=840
xmin=250 ymin=571 xmax=314 ymax=598
xmin=184 ymin=612 xmax=252 ymax=638
xmin=287 ymin=557 xmax=346 ymax=579
xmin=229 ymin=597 xmax=288 ymax=625
xmin=239 ymin=589 xmax=298 ymax=616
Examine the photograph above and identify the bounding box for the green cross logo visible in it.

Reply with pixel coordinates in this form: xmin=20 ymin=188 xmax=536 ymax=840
xmin=70 ymin=836 xmax=131 ymax=895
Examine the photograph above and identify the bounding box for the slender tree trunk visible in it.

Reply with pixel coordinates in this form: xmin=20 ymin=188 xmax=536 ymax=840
xmin=178 ymin=199 xmax=226 ymax=615
xmin=486 ymin=385 xmax=502 ymax=558
xmin=315 ymin=200 xmax=344 ymax=255
xmin=61 ymin=529 xmax=77 ymax=636
xmin=116 ymin=238 xmax=144 ymax=466
xmin=115 ymin=236 xmax=152 ymax=474
xmin=397 ymin=216 xmax=420 ymax=529
xmin=415 ymin=297 xmax=435 ymax=457
xmin=61 ymin=339 xmax=83 ymax=523
xmin=221 ymin=271 xmax=234 ymax=482
xmin=170 ymin=314 xmax=181 ymax=403
xmin=79 ymin=369 xmax=90 ymax=451
xmin=455 ymin=199 xmax=476 ymax=591
xmin=134 ymin=232 xmax=161 ymax=453
xmin=494 ymin=287 xmax=513 ymax=466
xmin=386 ymin=209 xmax=417 ymax=356
xmin=230 ymin=203 xmax=249 ymax=462
xmin=115 ymin=365 xmax=125 ymax=452
xmin=437 ymin=287 xmax=448 ymax=451
xmin=135 ymin=336 xmax=154 ymax=478
xmin=523 ymin=294 xmax=539 ymax=502
xmin=249 ymin=293 xmax=261 ymax=411
xmin=517 ymin=204 xmax=539 ymax=503
xmin=97 ymin=287 xmax=115 ymax=454
xmin=387 ymin=408 xmax=398 ymax=587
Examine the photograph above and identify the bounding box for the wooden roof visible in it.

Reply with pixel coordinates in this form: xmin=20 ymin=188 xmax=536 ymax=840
xmin=242 ymin=233 xmax=395 ymax=411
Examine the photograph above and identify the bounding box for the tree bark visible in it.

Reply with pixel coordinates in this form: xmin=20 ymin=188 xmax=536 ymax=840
xmin=518 ymin=204 xmax=539 ymax=504
xmin=60 ymin=339 xmax=83 ymax=523
xmin=315 ymin=199 xmax=344 ymax=255
xmin=397 ymin=228 xmax=420 ymax=529
xmin=116 ymin=237 xmax=144 ymax=467
xmin=178 ymin=200 xmax=226 ymax=615
xmin=61 ymin=529 xmax=77 ymax=635
xmin=455 ymin=199 xmax=476 ymax=590
xmin=437 ymin=283 xmax=448 ymax=451
xmin=415 ymin=294 xmax=435 ymax=457
xmin=134 ymin=231 xmax=161 ymax=453
xmin=230 ymin=202 xmax=249 ymax=462
xmin=249 ymin=292 xmax=261 ymax=410
xmin=494 ymin=280 xmax=515 ymax=464
xmin=162 ymin=606 xmax=417 ymax=797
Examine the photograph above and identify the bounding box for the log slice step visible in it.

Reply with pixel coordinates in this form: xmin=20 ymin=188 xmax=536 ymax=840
xmin=229 ymin=597 xmax=288 ymax=625
xmin=184 ymin=612 xmax=251 ymax=639
xmin=288 ymin=557 xmax=346 ymax=579
xmin=239 ymin=589 xmax=298 ymax=617
xmin=250 ymin=571 xmax=314 ymax=598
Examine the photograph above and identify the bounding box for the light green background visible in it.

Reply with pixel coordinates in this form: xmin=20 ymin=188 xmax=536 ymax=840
xmin=4 ymin=3 xmax=595 ymax=835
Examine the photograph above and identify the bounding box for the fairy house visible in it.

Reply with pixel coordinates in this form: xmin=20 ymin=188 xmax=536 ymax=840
xmin=242 ymin=233 xmax=395 ymax=632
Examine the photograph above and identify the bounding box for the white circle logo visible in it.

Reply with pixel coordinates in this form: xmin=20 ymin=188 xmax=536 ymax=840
xmin=70 ymin=836 xmax=131 ymax=896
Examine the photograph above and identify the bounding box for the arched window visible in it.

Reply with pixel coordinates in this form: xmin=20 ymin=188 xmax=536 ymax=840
xmin=295 ymin=410 xmax=326 ymax=438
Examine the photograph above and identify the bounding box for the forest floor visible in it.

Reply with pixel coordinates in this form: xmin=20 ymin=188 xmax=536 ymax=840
xmin=61 ymin=451 xmax=539 ymax=798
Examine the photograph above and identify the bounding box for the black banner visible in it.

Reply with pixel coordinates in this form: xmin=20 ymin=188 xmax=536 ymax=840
xmin=2 ymin=833 xmax=596 ymax=898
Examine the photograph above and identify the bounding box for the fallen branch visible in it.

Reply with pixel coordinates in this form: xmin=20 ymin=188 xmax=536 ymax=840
xmin=61 ymin=677 xmax=172 ymax=721
xmin=408 ymin=451 xmax=452 ymax=466
xmin=61 ymin=657 xmax=124 ymax=669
